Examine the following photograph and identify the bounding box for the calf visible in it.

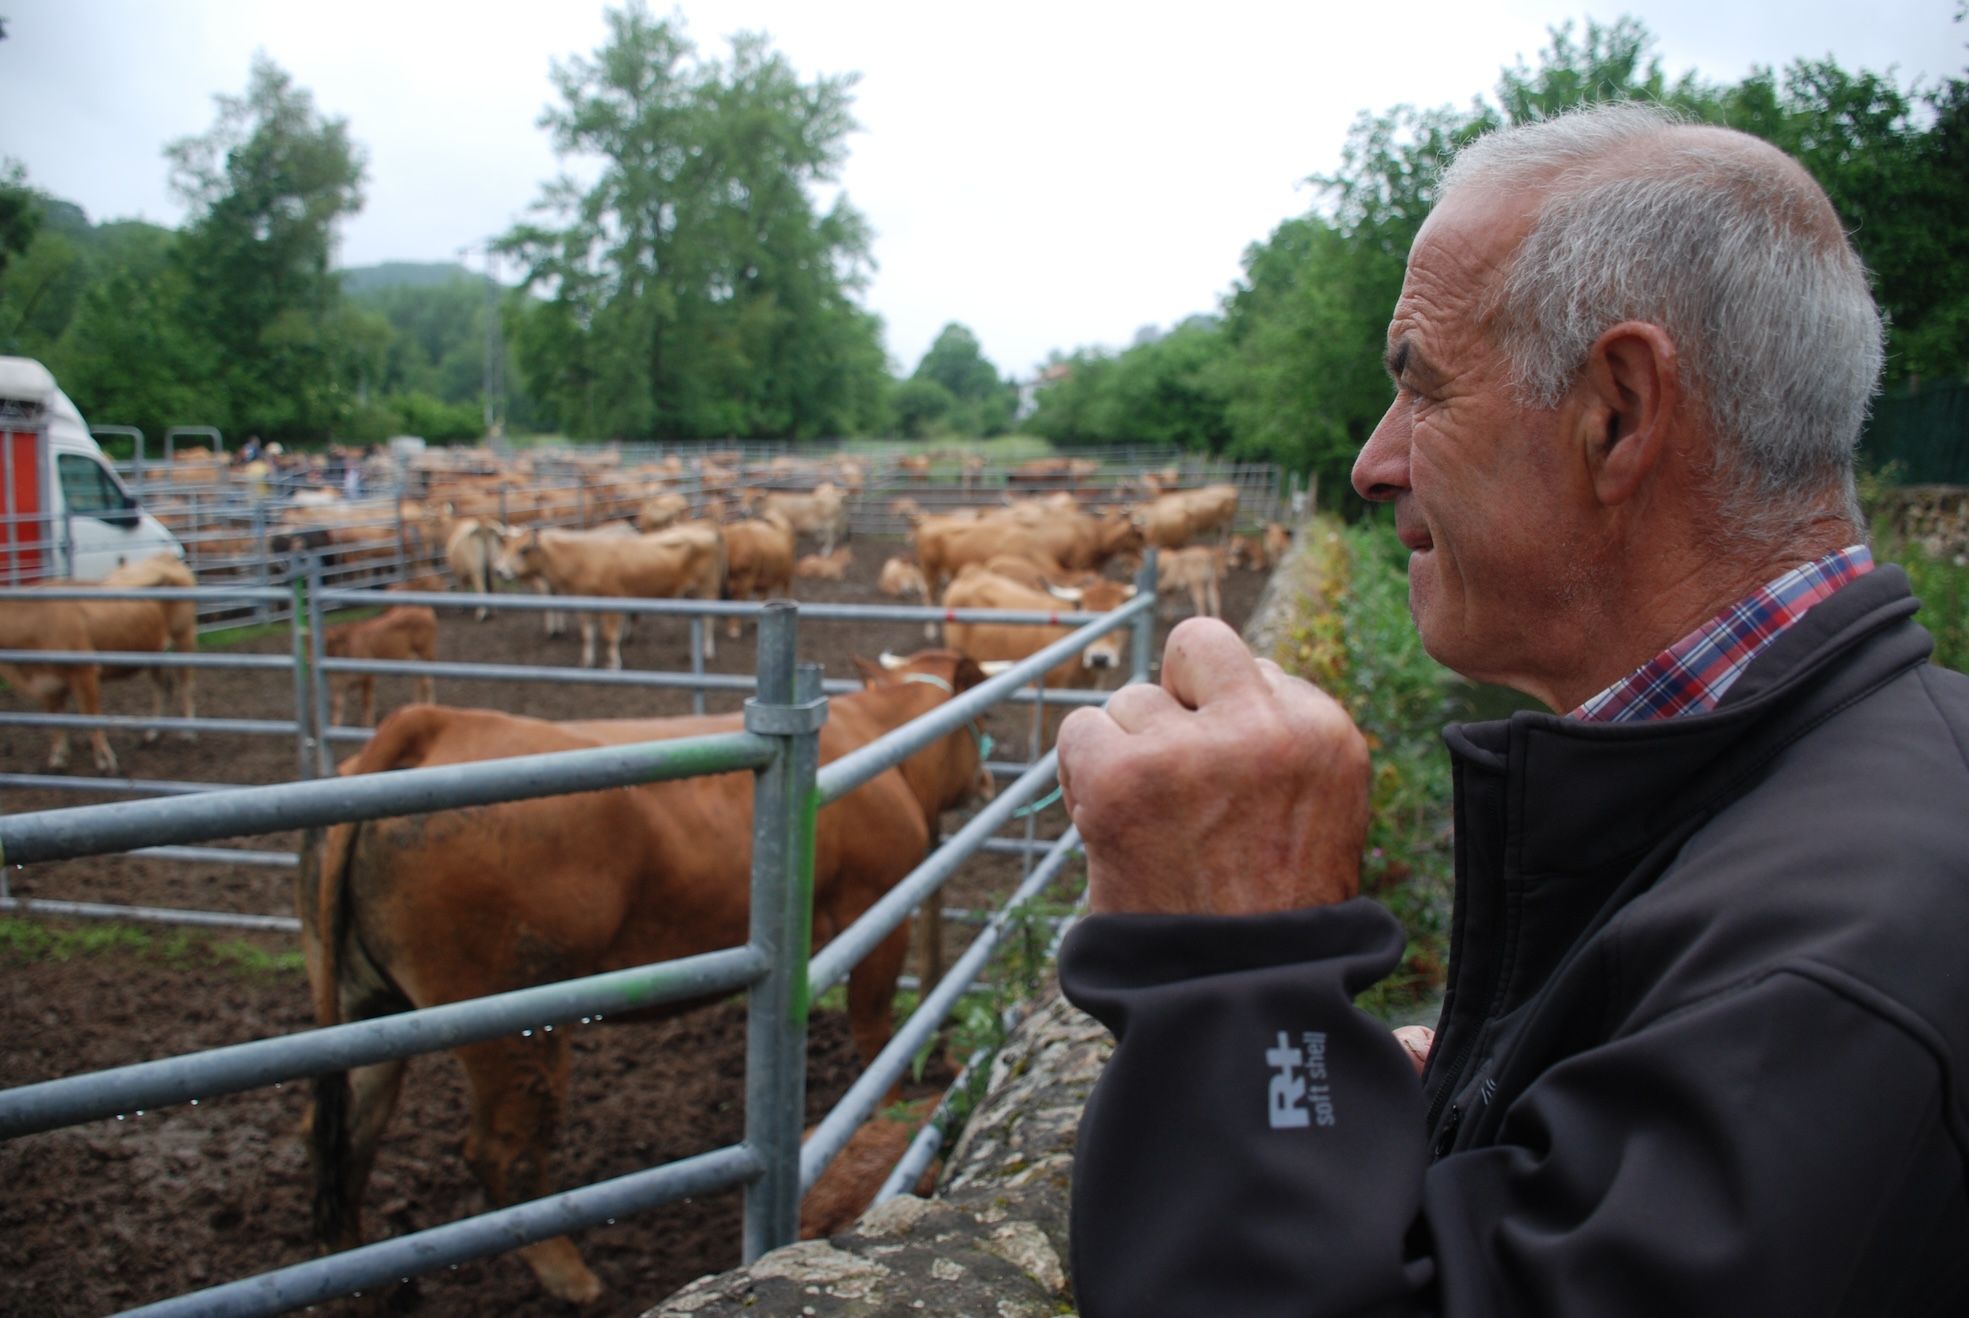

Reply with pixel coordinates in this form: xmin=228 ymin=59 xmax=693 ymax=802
xmin=795 ymin=547 xmax=855 ymax=580
xmin=323 ymin=606 xmax=437 ymax=727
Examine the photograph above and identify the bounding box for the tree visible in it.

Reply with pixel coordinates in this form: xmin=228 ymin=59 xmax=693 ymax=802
xmin=909 ymin=322 xmax=1015 ymax=437
xmin=51 ymin=222 xmax=226 ymax=442
xmin=166 ymin=55 xmax=367 ymax=440
xmin=501 ymin=5 xmax=886 ymax=439
xmin=890 ymin=376 xmax=955 ymax=439
xmin=0 ymin=161 xmax=39 ymax=283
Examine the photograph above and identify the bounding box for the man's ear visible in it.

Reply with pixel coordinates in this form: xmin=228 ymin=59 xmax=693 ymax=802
xmin=1579 ymin=321 xmax=1680 ymax=507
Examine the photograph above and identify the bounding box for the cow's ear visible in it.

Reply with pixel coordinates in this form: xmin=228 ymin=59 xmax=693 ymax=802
xmin=952 ymin=655 xmax=988 ymax=692
xmin=850 ymin=655 xmax=884 ymax=688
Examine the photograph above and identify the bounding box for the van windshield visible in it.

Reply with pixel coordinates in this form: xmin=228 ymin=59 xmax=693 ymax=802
xmin=57 ymin=453 xmax=130 ymax=516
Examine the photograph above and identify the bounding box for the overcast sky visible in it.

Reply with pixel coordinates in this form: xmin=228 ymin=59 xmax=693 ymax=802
xmin=2 ymin=1 xmax=1961 ymax=380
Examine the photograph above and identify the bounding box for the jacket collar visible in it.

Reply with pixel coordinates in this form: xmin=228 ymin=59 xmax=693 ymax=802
xmin=1441 ymin=566 xmax=1929 ymax=880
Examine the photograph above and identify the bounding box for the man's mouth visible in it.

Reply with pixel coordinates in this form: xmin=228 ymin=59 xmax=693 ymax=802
xmin=1397 ymin=524 xmax=1433 ymax=553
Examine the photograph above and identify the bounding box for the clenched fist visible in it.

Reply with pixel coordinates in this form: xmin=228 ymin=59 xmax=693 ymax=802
xmin=1058 ymin=617 xmax=1371 ymax=916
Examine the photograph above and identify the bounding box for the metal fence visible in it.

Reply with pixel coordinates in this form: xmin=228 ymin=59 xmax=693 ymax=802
xmin=0 ymin=562 xmax=1155 ymax=1318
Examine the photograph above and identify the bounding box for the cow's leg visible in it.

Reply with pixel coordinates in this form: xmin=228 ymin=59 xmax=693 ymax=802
xmin=577 ymin=614 xmax=597 ymax=668
xmin=456 ymin=1033 xmax=603 ymax=1305
xmin=726 ymin=588 xmax=745 ymax=642
xmin=39 ymin=682 xmax=73 ymax=771
xmin=698 ymin=597 xmax=718 ymax=661
xmin=535 ymin=579 xmax=561 ymax=638
xmin=70 ymin=668 xmax=117 ymax=775
xmin=601 ymin=613 xmax=624 ymax=671
xmin=309 ymin=1056 xmax=408 ymax=1256
xmin=414 ymin=674 xmax=435 ymax=708
xmin=329 ymin=679 xmax=347 ymax=728
xmin=143 ymin=668 xmax=166 ymax=743
xmin=358 ymin=676 xmax=377 ymax=728
xmin=175 ymin=650 xmax=198 ymax=737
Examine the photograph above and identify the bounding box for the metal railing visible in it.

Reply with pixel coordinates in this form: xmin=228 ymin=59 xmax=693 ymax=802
xmin=0 ymin=564 xmax=1155 ymax=1317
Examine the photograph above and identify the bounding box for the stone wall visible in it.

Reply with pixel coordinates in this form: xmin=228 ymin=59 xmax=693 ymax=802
xmin=645 ymin=992 xmax=1107 ymax=1316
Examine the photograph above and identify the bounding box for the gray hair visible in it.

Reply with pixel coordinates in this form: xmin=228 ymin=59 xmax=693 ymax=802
xmin=1441 ymin=103 xmax=1883 ymax=536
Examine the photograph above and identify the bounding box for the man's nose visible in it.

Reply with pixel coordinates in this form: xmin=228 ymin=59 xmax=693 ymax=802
xmin=1352 ymin=405 xmax=1410 ymax=504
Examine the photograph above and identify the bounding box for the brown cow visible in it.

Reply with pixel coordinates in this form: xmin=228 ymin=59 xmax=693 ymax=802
xmin=299 ymin=649 xmax=991 ymax=1305
xmin=941 ymin=566 xmax=1138 ymax=692
xmin=1157 ymin=544 xmax=1227 ymax=619
xmin=0 ymin=553 xmax=199 ymax=773
xmin=912 ymin=506 xmax=1139 ymax=598
xmin=495 ymin=523 xmax=724 ymax=668
xmin=758 ymin=482 xmax=849 ymax=555
xmin=720 ymin=517 xmax=796 ymax=638
xmin=798 ymin=1095 xmax=939 ymax=1239
xmin=1134 ymin=483 xmax=1241 ymax=549
xmin=1262 ymin=520 xmax=1293 ymax=566
xmin=322 ymin=605 xmax=437 ymax=727
xmin=635 ymin=492 xmax=691 ymax=533
xmin=444 ymin=517 xmax=505 ymax=621
xmin=877 ymin=556 xmax=929 ymax=602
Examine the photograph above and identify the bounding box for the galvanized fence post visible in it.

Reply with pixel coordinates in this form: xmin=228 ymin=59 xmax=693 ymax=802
xmin=250 ymin=503 xmax=271 ymax=624
xmin=394 ymin=477 xmax=409 ymax=581
xmin=290 ymin=572 xmax=318 ymax=780
xmin=691 ymin=617 xmax=707 ymax=716
xmin=304 ymin=556 xmax=333 ymax=779
xmin=740 ymin=601 xmax=824 ymax=1260
xmin=1133 ymin=547 xmax=1159 ymax=685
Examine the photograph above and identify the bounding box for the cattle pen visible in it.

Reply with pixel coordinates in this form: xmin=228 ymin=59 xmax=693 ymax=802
xmin=0 ymin=562 xmax=1164 ymax=1316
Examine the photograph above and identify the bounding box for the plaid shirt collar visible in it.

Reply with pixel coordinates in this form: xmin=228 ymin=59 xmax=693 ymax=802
xmin=1570 ymin=544 xmax=1874 ymax=724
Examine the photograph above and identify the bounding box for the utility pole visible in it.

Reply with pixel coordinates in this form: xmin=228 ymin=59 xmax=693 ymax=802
xmin=457 ymin=242 xmax=506 ymax=439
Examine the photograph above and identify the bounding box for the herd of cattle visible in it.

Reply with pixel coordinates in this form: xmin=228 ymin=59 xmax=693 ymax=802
xmin=1 ymin=456 xmax=1292 ymax=775
xmin=3 ymin=457 xmax=1295 ymax=1304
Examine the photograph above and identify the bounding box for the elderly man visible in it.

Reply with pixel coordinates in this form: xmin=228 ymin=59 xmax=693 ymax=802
xmin=1054 ymin=104 xmax=1969 ymax=1316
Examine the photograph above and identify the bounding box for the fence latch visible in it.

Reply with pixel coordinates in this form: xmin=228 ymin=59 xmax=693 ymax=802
xmin=743 ymin=695 xmax=829 ymax=736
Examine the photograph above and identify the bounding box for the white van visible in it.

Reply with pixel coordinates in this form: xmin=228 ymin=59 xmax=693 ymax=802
xmin=0 ymin=356 xmax=185 ymax=583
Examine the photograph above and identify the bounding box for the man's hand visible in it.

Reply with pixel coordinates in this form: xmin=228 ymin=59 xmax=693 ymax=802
xmin=1057 ymin=617 xmax=1370 ymax=916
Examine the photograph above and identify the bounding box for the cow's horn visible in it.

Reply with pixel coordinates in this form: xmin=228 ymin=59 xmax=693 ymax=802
xmin=978 ymin=660 xmax=1015 ymax=675
xmin=1122 ymin=584 xmax=1139 ymax=599
xmin=1046 ymin=584 xmax=1084 ymax=603
xmin=878 ymin=651 xmax=907 ymax=670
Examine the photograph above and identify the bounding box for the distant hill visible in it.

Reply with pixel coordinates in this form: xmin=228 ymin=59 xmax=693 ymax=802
xmin=339 ymin=261 xmax=489 ymax=294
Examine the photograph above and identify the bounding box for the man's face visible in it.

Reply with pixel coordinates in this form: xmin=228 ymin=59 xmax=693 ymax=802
xmin=1350 ymin=186 xmax=1599 ymax=698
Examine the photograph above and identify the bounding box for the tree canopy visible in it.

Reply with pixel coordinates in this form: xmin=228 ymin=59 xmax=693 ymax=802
xmin=1028 ymin=17 xmax=1969 ymax=503
xmin=499 ymin=4 xmax=889 ymax=440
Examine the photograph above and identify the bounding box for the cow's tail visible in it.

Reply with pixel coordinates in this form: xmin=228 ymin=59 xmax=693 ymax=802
xmin=298 ymin=709 xmax=435 ymax=1252
xmin=708 ymin=524 xmax=730 ymax=602
xmin=299 ymin=815 xmax=361 ymax=1249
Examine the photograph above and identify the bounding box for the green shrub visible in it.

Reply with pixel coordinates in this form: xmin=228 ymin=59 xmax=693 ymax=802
xmin=1270 ymin=514 xmax=1458 ymax=1020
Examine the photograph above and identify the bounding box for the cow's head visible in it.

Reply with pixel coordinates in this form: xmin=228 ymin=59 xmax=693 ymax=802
xmin=857 ymin=649 xmax=996 ymax=807
xmin=492 ymin=529 xmax=541 ymax=582
xmin=1045 ymin=579 xmax=1137 ymax=670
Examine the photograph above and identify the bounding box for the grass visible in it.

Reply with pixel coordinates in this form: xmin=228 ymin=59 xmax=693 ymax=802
xmin=0 ymin=917 xmax=306 ymax=976
xmin=198 ymin=604 xmax=385 ymax=650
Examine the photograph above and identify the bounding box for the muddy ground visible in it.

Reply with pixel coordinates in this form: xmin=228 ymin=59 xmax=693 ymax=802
xmin=0 ymin=537 xmax=1266 ymax=1317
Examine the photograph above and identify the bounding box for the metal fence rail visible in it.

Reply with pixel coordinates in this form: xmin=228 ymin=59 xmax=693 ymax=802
xmin=0 ymin=570 xmax=1151 ymax=1317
